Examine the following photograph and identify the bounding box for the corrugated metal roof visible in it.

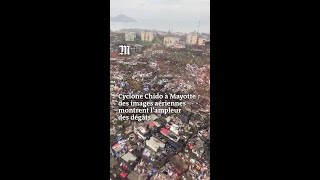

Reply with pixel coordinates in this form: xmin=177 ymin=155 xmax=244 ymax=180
xmin=160 ymin=128 xmax=169 ymax=135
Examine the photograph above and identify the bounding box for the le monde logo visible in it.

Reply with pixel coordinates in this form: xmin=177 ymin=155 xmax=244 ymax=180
xmin=118 ymin=45 xmax=130 ymax=56
xmin=118 ymin=45 xmax=142 ymax=56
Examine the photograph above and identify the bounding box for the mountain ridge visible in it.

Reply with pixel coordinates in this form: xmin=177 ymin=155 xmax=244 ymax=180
xmin=110 ymin=14 xmax=136 ymax=22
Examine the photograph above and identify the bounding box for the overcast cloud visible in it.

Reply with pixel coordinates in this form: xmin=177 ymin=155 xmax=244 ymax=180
xmin=111 ymin=0 xmax=210 ymax=33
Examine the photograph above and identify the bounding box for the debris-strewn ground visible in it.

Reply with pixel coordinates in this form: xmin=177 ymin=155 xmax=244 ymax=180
xmin=110 ymin=30 xmax=211 ymax=180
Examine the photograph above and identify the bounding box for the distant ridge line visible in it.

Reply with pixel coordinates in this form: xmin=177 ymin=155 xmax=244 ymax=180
xmin=110 ymin=14 xmax=136 ymax=22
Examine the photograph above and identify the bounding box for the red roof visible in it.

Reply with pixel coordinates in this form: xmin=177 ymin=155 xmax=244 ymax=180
xmin=149 ymin=121 xmax=156 ymax=127
xmin=120 ymin=172 xmax=128 ymax=178
xmin=112 ymin=143 xmax=119 ymax=149
xmin=160 ymin=128 xmax=169 ymax=135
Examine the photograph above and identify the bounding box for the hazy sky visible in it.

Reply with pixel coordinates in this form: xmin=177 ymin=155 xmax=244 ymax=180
xmin=111 ymin=0 xmax=210 ymax=33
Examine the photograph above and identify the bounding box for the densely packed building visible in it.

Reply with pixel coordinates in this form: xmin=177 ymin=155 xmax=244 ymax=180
xmin=110 ymin=29 xmax=210 ymax=180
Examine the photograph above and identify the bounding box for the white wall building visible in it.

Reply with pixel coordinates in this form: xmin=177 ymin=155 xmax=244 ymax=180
xmin=125 ymin=32 xmax=136 ymax=41
xmin=198 ymin=38 xmax=206 ymax=45
xmin=163 ymin=36 xmax=180 ymax=47
xmin=186 ymin=33 xmax=198 ymax=45
xmin=146 ymin=136 xmax=165 ymax=152
xmin=141 ymin=31 xmax=154 ymax=42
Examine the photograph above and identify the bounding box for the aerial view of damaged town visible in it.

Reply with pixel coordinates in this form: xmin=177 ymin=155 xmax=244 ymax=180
xmin=110 ymin=1 xmax=210 ymax=180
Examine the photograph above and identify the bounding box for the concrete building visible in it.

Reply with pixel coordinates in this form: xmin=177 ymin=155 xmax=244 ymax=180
xmin=125 ymin=32 xmax=136 ymax=42
xmin=198 ymin=38 xmax=206 ymax=46
xmin=141 ymin=31 xmax=154 ymax=42
xmin=133 ymin=125 xmax=149 ymax=140
xmin=173 ymin=41 xmax=186 ymax=49
xmin=163 ymin=36 xmax=179 ymax=47
xmin=160 ymin=128 xmax=180 ymax=142
xmin=146 ymin=136 xmax=165 ymax=152
xmin=130 ymin=44 xmax=143 ymax=53
xmin=186 ymin=33 xmax=198 ymax=45
xmin=122 ymin=152 xmax=137 ymax=162
xmin=121 ymin=152 xmax=138 ymax=170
